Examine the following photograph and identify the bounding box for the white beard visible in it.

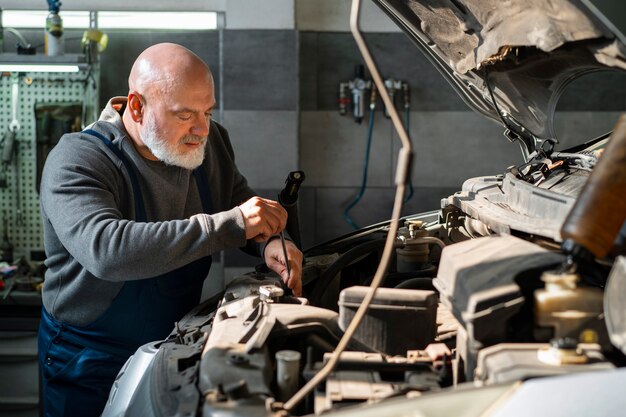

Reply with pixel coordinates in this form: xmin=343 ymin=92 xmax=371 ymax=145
xmin=140 ymin=112 xmax=207 ymax=170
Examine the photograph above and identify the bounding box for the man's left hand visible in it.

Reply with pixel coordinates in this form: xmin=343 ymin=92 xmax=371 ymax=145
xmin=264 ymin=238 xmax=303 ymax=296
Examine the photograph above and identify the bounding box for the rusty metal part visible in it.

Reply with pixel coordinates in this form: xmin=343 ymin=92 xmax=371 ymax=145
xmin=479 ymin=45 xmax=517 ymax=68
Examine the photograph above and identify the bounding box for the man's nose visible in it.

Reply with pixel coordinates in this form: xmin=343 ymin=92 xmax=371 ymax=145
xmin=191 ymin=114 xmax=210 ymax=137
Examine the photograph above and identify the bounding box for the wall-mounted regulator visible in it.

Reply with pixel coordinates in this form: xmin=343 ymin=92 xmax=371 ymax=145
xmin=338 ymin=65 xmax=410 ymax=123
xmin=383 ymin=78 xmax=410 ymax=118
xmin=339 ymin=65 xmax=371 ymax=124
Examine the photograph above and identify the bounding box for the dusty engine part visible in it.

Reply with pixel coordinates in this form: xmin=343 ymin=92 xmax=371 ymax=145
xmin=312 ymin=351 xmax=439 ymax=414
xmin=198 ymin=278 xmax=340 ymax=403
xmin=338 ymin=286 xmax=438 ymax=355
xmin=475 ymin=342 xmax=613 ymax=386
xmin=396 ymin=220 xmax=430 ymax=271
xmin=314 ymin=352 xmax=393 ymax=414
xmin=434 ymin=234 xmax=564 ymax=380
xmin=534 ymin=271 xmax=608 ymax=348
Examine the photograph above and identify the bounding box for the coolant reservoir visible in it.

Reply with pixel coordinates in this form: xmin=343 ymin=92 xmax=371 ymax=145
xmin=534 ymin=271 xmax=608 ymax=347
xmin=396 ymin=220 xmax=429 ymax=272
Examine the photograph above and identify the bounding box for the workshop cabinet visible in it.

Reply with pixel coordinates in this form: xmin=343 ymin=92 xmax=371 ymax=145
xmin=0 ymin=289 xmax=43 ymax=417
xmin=0 ymin=331 xmax=39 ymax=417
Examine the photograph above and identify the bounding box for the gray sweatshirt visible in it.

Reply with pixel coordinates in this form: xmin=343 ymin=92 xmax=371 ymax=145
xmin=40 ymin=97 xmax=257 ymax=325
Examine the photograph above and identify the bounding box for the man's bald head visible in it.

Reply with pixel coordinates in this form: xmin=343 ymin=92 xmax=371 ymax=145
xmin=128 ymin=43 xmax=213 ymax=99
xmin=122 ymin=43 xmax=216 ymax=166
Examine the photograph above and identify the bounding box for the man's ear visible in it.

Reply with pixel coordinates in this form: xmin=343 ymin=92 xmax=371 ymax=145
xmin=127 ymin=92 xmax=144 ymax=122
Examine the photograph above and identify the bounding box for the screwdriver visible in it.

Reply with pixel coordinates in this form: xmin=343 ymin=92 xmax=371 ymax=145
xmin=279 ymin=231 xmax=291 ymax=293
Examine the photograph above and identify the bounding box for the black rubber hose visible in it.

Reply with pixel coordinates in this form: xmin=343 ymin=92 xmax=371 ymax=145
xmin=394 ymin=277 xmax=436 ymax=291
xmin=364 ymin=267 xmax=437 ymax=287
xmin=308 ymin=238 xmax=387 ymax=306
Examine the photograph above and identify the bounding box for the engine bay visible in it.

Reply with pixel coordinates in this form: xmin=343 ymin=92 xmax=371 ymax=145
xmin=102 ymin=139 xmax=626 ymax=416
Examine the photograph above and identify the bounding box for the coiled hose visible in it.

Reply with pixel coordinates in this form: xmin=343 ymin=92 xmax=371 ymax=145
xmin=308 ymin=238 xmax=387 ymax=306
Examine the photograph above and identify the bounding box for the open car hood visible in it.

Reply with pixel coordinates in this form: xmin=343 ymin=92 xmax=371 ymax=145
xmin=372 ymin=0 xmax=626 ymax=154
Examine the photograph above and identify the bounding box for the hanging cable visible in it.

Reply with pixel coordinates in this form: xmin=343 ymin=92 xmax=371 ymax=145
xmin=343 ymin=85 xmax=377 ymax=229
xmin=484 ymin=66 xmax=533 ymax=161
xmin=4 ymin=28 xmax=33 ymax=52
xmin=484 ymin=66 xmax=512 ymax=131
xmin=403 ymin=82 xmax=414 ymax=203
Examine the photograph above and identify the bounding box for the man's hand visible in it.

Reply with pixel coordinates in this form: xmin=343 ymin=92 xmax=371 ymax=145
xmin=239 ymin=197 xmax=288 ymax=242
xmin=264 ymin=238 xmax=303 ymax=296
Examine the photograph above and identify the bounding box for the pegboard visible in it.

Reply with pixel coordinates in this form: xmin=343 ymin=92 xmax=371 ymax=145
xmin=0 ymin=67 xmax=99 ymax=260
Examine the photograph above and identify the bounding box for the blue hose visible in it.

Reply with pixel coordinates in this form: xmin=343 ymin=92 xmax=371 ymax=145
xmin=343 ymin=106 xmax=376 ymax=229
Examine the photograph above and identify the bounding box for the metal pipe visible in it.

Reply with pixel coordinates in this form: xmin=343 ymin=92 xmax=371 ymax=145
xmin=399 ymin=236 xmax=446 ymax=250
xmin=281 ymin=0 xmax=413 ymax=411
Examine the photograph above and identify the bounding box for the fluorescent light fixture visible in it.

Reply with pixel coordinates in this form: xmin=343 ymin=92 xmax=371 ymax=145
xmin=0 ymin=64 xmax=82 ymax=73
xmin=98 ymin=11 xmax=218 ymax=30
xmin=3 ymin=11 xmax=90 ymax=29
xmin=2 ymin=10 xmax=218 ymax=30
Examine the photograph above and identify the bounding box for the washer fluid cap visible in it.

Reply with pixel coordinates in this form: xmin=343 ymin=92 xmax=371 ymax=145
xmin=541 ymin=271 xmax=579 ymax=290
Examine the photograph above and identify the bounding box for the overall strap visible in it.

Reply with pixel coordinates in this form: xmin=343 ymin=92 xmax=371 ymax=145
xmin=82 ymin=128 xmax=148 ymax=221
xmin=193 ymin=166 xmax=214 ymax=214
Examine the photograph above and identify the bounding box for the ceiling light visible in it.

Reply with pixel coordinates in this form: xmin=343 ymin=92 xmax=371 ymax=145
xmin=0 ymin=53 xmax=89 ymax=73
xmin=2 ymin=10 xmax=218 ymax=30
xmin=98 ymin=11 xmax=218 ymax=30
xmin=0 ymin=63 xmax=85 ymax=73
xmin=2 ymin=10 xmax=89 ymax=29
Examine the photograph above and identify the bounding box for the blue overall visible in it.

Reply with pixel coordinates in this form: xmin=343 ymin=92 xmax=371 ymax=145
xmin=38 ymin=129 xmax=213 ymax=417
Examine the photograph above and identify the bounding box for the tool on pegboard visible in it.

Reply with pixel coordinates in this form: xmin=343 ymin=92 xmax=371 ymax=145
xmin=0 ymin=73 xmax=24 ymax=226
xmin=0 ymin=73 xmax=20 ymax=189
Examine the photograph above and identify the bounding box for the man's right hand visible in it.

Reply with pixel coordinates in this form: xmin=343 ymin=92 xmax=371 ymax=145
xmin=238 ymin=197 xmax=288 ymax=242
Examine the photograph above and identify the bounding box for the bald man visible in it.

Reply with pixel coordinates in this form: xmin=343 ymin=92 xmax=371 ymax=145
xmin=37 ymin=43 xmax=303 ymax=417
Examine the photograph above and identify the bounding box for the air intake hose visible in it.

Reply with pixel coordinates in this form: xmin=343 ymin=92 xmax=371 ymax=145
xmin=561 ymin=114 xmax=626 ymax=259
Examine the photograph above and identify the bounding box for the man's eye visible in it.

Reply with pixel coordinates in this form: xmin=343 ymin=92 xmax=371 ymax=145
xmin=178 ymin=113 xmax=192 ymax=121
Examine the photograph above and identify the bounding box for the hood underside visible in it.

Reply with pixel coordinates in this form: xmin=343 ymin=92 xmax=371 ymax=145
xmin=373 ymin=0 xmax=626 ymax=151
